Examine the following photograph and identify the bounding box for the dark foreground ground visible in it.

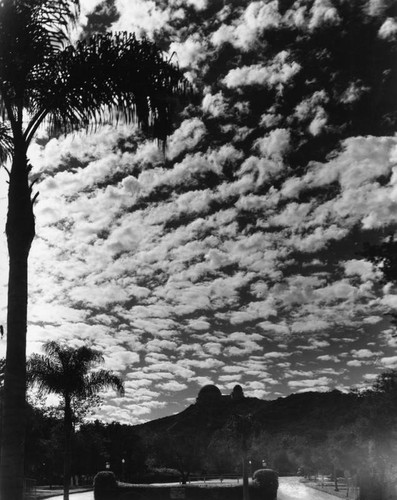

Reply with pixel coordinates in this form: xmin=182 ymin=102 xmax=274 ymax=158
xmin=41 ymin=476 xmax=346 ymax=500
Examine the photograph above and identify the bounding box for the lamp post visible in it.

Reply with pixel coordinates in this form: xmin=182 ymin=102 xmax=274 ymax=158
xmin=121 ymin=459 xmax=126 ymax=482
xmin=333 ymin=464 xmax=339 ymax=492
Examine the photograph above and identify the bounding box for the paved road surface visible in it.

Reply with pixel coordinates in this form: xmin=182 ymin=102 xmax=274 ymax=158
xmin=46 ymin=476 xmax=340 ymax=500
xmin=278 ymin=476 xmax=340 ymax=499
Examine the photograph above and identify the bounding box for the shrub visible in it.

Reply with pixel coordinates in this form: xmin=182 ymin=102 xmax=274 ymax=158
xmin=94 ymin=471 xmax=118 ymax=500
xmin=252 ymin=469 xmax=279 ymax=499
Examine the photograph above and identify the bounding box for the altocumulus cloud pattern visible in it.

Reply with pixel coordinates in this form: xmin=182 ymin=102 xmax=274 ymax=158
xmin=1 ymin=0 xmax=397 ymax=424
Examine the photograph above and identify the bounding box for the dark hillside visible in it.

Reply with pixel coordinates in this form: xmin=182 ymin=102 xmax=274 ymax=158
xmin=126 ymin=387 xmax=364 ymax=478
xmin=27 ymin=378 xmax=393 ymax=484
xmin=133 ymin=388 xmax=359 ymax=442
xmin=135 ymin=396 xmax=270 ymax=437
xmin=255 ymin=390 xmax=360 ymax=435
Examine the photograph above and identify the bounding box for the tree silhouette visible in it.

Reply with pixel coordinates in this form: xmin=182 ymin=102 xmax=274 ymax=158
xmin=226 ymin=414 xmax=253 ymax=500
xmin=151 ymin=432 xmax=206 ymax=484
xmin=0 ymin=1 xmax=188 ymax=498
xmin=27 ymin=341 xmax=124 ymax=500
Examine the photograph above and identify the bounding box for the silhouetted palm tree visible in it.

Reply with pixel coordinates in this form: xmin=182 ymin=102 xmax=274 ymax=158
xmin=28 ymin=341 xmax=124 ymax=500
xmin=0 ymin=1 xmax=188 ymax=498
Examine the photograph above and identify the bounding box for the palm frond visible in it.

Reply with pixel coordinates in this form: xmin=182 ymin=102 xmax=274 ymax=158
xmin=0 ymin=123 xmax=13 ymax=163
xmin=42 ymin=340 xmax=66 ymax=361
xmin=41 ymin=341 xmax=102 ymax=383
xmin=0 ymin=0 xmax=79 ymax=123
xmin=27 ymin=341 xmax=123 ymax=402
xmin=0 ymin=357 xmax=5 ymax=387
xmin=84 ymin=369 xmax=124 ymax=398
xmin=72 ymin=345 xmax=104 ymax=368
xmin=16 ymin=0 xmax=80 ymax=49
xmin=27 ymin=353 xmax=64 ymax=395
xmin=26 ymin=32 xmax=191 ymax=143
xmin=25 ymin=0 xmax=80 ymax=32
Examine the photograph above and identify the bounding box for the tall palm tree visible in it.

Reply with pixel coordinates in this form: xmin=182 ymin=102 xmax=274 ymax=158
xmin=27 ymin=341 xmax=124 ymax=500
xmin=0 ymin=1 xmax=188 ymax=498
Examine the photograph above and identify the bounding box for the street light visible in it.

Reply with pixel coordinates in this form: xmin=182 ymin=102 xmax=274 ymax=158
xmin=121 ymin=459 xmax=126 ymax=482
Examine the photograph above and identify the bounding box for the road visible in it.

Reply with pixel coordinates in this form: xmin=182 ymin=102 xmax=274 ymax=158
xmin=46 ymin=477 xmax=340 ymax=500
xmin=278 ymin=476 xmax=340 ymax=499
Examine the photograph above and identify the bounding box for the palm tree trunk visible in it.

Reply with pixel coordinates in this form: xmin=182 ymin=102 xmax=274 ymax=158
xmin=0 ymin=146 xmax=35 ymax=500
xmin=64 ymin=395 xmax=73 ymax=500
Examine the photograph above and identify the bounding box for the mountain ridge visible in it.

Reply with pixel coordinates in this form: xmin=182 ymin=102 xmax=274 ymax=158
xmin=132 ymin=385 xmax=358 ymax=441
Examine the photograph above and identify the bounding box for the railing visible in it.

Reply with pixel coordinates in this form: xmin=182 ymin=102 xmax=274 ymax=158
xmin=185 ymin=474 xmax=243 ymax=484
xmin=313 ymin=475 xmax=360 ymax=500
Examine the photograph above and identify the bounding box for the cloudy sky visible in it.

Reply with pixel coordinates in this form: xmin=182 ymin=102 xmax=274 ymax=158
xmin=2 ymin=0 xmax=397 ymax=424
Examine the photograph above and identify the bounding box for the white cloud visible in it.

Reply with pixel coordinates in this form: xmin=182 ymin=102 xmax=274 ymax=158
xmin=344 ymin=259 xmax=380 ymax=282
xmin=380 ymin=356 xmax=397 ymax=368
xmin=381 ymin=294 xmax=397 ymax=310
xmin=202 ymin=92 xmax=228 ymax=117
xmin=367 ymin=0 xmax=391 ymax=16
xmin=157 ymin=381 xmax=188 ymax=392
xmin=182 ymin=0 xmax=208 ymax=10
xmin=291 ymin=318 xmax=330 ymax=333
xmin=309 ymin=109 xmax=328 ymax=136
xmin=381 ymin=329 xmax=397 ymax=348
xmin=212 ymin=1 xmax=281 ymax=51
xmin=103 ymin=348 xmax=140 ymax=372
xmin=255 ymin=129 xmax=291 ymax=160
xmin=309 ymin=0 xmax=341 ymax=30
xmin=169 ymin=36 xmax=208 ymax=70
xmin=378 ymin=17 xmax=397 ymax=39
xmin=351 ymin=349 xmax=379 ymax=359
xmin=316 ymin=281 xmax=357 ymax=302
xmin=111 ymin=0 xmax=170 ymax=37
xmin=317 ymin=355 xmax=340 ymax=362
xmin=263 ymin=351 xmax=291 ymax=359
xmin=2 ymin=1 xmax=394 ymax=426
xmin=290 ymin=225 xmax=348 ymax=253
xmin=288 ymin=377 xmax=332 ymax=389
xmin=347 ymin=360 xmax=363 ymax=367
xmin=222 ymin=52 xmax=300 ymax=91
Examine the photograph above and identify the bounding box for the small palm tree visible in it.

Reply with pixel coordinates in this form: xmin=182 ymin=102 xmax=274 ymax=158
xmin=0 ymin=1 xmax=188 ymax=498
xmin=28 ymin=341 xmax=124 ymax=500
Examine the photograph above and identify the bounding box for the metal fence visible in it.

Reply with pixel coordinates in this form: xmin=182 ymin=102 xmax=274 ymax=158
xmin=312 ymin=476 xmax=360 ymax=500
xmin=185 ymin=474 xmax=243 ymax=484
